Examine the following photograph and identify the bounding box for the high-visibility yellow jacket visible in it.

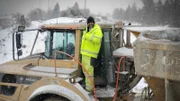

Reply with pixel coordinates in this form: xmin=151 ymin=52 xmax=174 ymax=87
xmin=80 ymin=24 xmax=103 ymax=58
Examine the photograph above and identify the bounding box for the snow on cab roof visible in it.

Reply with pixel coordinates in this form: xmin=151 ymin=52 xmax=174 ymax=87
xmin=42 ymin=23 xmax=112 ymax=30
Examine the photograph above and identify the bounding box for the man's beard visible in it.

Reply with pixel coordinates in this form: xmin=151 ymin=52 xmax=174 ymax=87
xmin=89 ymin=26 xmax=93 ymax=31
xmin=88 ymin=24 xmax=94 ymax=31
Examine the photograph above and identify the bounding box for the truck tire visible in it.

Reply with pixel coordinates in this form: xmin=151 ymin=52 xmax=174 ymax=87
xmin=44 ymin=97 xmax=70 ymax=101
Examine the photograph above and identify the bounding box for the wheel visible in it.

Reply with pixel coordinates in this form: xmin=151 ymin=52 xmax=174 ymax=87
xmin=140 ymin=87 xmax=154 ymax=101
xmin=44 ymin=97 xmax=70 ymax=101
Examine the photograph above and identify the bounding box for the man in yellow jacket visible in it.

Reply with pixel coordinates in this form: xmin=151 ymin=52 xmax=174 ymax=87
xmin=81 ymin=16 xmax=103 ymax=92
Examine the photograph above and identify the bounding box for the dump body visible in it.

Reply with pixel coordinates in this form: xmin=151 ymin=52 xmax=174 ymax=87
xmin=133 ymin=29 xmax=180 ymax=101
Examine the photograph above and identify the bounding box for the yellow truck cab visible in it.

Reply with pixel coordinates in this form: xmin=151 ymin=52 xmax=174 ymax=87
xmin=0 ymin=23 xmax=141 ymax=101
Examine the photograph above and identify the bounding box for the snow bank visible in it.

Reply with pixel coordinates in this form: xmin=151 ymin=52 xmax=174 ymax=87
xmin=0 ymin=27 xmax=15 ymax=64
xmin=132 ymin=78 xmax=148 ymax=94
xmin=42 ymin=17 xmax=113 ymax=25
xmin=43 ymin=17 xmax=86 ymax=24
xmin=113 ymin=47 xmax=134 ymax=57
xmin=0 ymin=21 xmax=44 ymax=64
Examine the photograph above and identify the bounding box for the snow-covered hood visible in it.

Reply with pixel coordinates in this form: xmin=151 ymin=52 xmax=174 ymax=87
xmin=0 ymin=62 xmax=76 ymax=79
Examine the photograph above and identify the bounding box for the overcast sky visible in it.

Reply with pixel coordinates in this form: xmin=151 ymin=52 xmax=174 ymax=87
xmin=0 ymin=0 xmax=164 ymax=16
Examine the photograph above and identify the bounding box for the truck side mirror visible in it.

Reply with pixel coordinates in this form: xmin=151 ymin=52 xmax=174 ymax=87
xmin=16 ymin=33 xmax=22 ymax=49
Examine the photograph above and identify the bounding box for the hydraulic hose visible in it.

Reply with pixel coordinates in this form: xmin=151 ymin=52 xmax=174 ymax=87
xmin=54 ymin=50 xmax=125 ymax=101
xmin=53 ymin=50 xmax=98 ymax=101
xmin=113 ymin=57 xmax=125 ymax=101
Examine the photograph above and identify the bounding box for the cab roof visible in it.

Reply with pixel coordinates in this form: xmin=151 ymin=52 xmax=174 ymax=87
xmin=42 ymin=23 xmax=113 ymax=30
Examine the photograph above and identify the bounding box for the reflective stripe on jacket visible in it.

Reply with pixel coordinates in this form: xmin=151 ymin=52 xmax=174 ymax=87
xmin=80 ymin=24 xmax=103 ymax=58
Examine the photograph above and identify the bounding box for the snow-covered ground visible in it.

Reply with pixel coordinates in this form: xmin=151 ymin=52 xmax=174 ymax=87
xmin=0 ymin=27 xmax=15 ymax=64
xmin=2 ymin=17 xmax=178 ymax=96
xmin=21 ymin=21 xmax=46 ymax=56
xmin=0 ymin=21 xmax=44 ymax=64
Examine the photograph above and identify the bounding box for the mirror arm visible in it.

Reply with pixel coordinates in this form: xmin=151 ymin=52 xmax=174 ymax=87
xmin=30 ymin=31 xmax=40 ymax=55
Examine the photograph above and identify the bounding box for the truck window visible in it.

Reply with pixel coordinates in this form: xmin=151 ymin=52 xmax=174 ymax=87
xmin=44 ymin=32 xmax=51 ymax=57
xmin=44 ymin=30 xmax=75 ymax=59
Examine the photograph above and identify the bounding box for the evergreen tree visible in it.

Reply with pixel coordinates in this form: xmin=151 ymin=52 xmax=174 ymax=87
xmin=112 ymin=0 xmax=180 ymax=26
xmin=163 ymin=0 xmax=171 ymax=24
xmin=81 ymin=9 xmax=91 ymax=17
xmin=119 ymin=8 xmax=125 ymax=20
xmin=61 ymin=8 xmax=73 ymax=17
xmin=141 ymin=0 xmax=155 ymax=24
xmin=28 ymin=8 xmax=45 ymax=21
xmin=112 ymin=8 xmax=120 ymax=19
xmin=46 ymin=9 xmax=53 ymax=19
xmin=154 ymin=0 xmax=163 ymax=25
xmin=170 ymin=0 xmax=180 ymax=26
xmin=131 ymin=3 xmax=138 ymax=22
xmin=71 ymin=2 xmax=81 ymax=16
xmin=52 ymin=3 xmax=60 ymax=18
xmin=125 ymin=5 xmax=132 ymax=21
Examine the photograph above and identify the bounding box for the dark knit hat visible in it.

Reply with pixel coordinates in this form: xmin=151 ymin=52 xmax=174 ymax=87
xmin=87 ymin=16 xmax=95 ymax=24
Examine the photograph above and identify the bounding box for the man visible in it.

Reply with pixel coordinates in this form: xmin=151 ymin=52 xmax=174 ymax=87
xmin=81 ymin=16 xmax=103 ymax=92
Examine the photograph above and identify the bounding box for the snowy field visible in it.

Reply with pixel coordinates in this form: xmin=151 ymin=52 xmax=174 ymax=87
xmin=0 ymin=21 xmax=44 ymax=64
xmin=1 ymin=17 xmax=178 ymax=97
xmin=0 ymin=26 xmax=15 ymax=64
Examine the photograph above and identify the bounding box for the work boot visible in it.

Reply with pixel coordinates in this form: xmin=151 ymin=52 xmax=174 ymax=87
xmin=85 ymin=89 xmax=93 ymax=95
xmin=85 ymin=90 xmax=100 ymax=101
xmin=89 ymin=94 xmax=99 ymax=101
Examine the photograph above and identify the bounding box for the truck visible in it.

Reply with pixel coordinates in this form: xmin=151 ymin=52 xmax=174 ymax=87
xmin=132 ymin=28 xmax=180 ymax=101
xmin=0 ymin=22 xmax=141 ymax=101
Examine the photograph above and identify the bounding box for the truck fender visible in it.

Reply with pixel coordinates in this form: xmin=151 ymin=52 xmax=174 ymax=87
xmin=28 ymin=85 xmax=84 ymax=101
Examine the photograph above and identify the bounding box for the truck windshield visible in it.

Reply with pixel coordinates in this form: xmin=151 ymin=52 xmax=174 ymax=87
xmin=44 ymin=30 xmax=75 ymax=59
